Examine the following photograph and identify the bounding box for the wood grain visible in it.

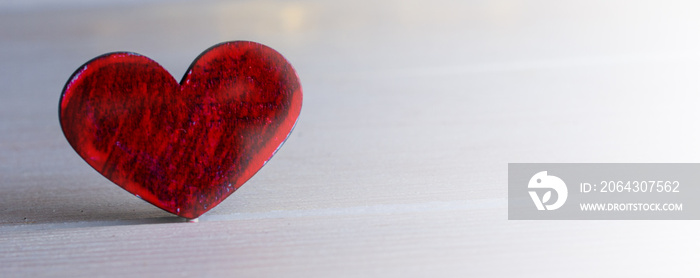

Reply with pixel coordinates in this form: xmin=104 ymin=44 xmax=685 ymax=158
xmin=2 ymin=0 xmax=700 ymax=277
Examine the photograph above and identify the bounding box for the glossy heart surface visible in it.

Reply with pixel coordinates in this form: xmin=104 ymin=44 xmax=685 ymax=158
xmin=59 ymin=41 xmax=302 ymax=219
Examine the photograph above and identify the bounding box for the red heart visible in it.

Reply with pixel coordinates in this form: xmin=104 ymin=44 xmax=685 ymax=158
xmin=59 ymin=41 xmax=302 ymax=219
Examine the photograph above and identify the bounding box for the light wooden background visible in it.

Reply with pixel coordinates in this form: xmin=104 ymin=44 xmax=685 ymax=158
xmin=3 ymin=0 xmax=700 ymax=277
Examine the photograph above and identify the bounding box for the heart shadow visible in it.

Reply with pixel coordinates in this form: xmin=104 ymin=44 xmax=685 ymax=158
xmin=0 ymin=180 xmax=193 ymax=228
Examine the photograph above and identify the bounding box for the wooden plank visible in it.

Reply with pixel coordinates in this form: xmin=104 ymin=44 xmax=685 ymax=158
xmin=2 ymin=0 xmax=700 ymax=277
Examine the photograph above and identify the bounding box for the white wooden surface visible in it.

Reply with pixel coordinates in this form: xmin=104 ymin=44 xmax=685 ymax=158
xmin=3 ymin=0 xmax=700 ymax=277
